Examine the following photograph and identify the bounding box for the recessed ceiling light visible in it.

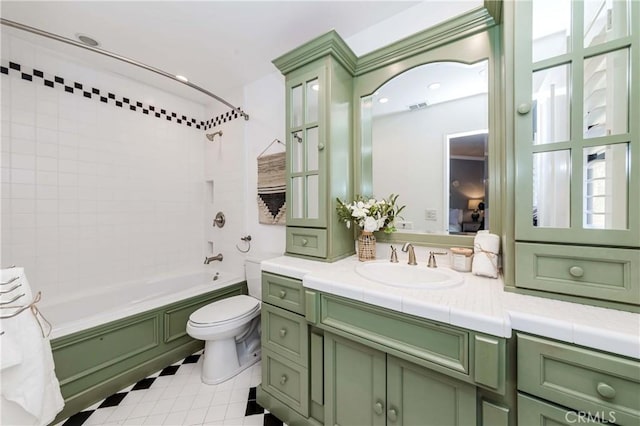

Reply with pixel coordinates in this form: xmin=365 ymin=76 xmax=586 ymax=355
xmin=311 ymin=83 xmax=320 ymax=91
xmin=75 ymin=33 xmax=100 ymax=47
xmin=176 ymin=75 xmax=189 ymax=83
xmin=428 ymin=82 xmax=441 ymax=90
xmin=378 ymin=97 xmax=389 ymax=104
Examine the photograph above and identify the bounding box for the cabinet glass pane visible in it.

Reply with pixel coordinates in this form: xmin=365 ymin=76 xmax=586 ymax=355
xmin=533 ymin=64 xmax=571 ymax=145
xmin=532 ymin=0 xmax=571 ymax=62
xmin=307 ymin=127 xmax=319 ymax=172
xmin=306 ymin=78 xmax=319 ymax=124
xmin=291 ymin=131 xmax=303 ymax=173
xmin=584 ymin=48 xmax=629 ymax=138
xmin=583 ymin=143 xmax=628 ymax=229
xmin=584 ymin=0 xmax=629 ymax=48
xmin=291 ymin=84 xmax=303 ymax=127
xmin=291 ymin=177 xmax=304 ymax=219
xmin=533 ymin=150 xmax=571 ymax=228
xmin=307 ymin=175 xmax=319 ymax=219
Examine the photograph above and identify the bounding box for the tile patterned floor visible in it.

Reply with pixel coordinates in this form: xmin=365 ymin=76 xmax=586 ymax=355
xmin=60 ymin=352 xmax=283 ymax=426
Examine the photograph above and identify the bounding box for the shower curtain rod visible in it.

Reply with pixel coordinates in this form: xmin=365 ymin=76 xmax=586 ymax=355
xmin=0 ymin=18 xmax=249 ymax=121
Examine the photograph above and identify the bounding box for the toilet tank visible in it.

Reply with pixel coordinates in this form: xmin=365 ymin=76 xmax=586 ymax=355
xmin=245 ymin=254 xmax=275 ymax=298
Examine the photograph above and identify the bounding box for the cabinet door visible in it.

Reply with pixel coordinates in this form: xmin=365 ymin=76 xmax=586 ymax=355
xmin=324 ymin=333 xmax=386 ymax=426
xmin=286 ymin=64 xmax=327 ymax=228
xmin=513 ymin=0 xmax=639 ymax=247
xmin=387 ymin=355 xmax=476 ymax=426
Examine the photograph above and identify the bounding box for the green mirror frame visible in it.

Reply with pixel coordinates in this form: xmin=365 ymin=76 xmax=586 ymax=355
xmin=352 ymin=3 xmax=503 ymax=248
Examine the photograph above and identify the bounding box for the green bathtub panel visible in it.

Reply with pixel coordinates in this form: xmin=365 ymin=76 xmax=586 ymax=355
xmin=320 ymin=294 xmax=469 ymax=374
xmin=51 ymin=283 xmax=245 ymax=420
xmin=53 ymin=313 xmax=160 ymax=391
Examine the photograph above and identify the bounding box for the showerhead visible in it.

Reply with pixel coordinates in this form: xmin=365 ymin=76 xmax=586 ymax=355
xmin=206 ymin=130 xmax=223 ymax=141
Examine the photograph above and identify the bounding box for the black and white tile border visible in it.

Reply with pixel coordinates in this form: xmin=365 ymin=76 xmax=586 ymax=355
xmin=61 ymin=352 xmax=284 ymax=426
xmin=1 ymin=60 xmax=246 ymax=131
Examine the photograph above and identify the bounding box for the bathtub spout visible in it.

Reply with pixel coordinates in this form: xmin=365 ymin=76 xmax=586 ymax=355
xmin=204 ymin=254 xmax=223 ymax=264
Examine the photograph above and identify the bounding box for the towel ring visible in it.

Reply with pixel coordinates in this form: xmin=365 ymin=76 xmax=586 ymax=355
xmin=236 ymin=235 xmax=251 ymax=253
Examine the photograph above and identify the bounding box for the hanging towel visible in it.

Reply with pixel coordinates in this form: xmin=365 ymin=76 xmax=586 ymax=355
xmin=0 ymin=267 xmax=64 ymax=426
xmin=472 ymin=231 xmax=500 ymax=278
xmin=257 ymin=152 xmax=286 ymax=225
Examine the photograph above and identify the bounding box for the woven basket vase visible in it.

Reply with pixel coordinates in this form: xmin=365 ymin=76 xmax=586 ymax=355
xmin=357 ymin=231 xmax=376 ymax=261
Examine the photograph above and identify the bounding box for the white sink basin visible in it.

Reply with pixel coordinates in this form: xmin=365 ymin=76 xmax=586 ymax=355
xmin=355 ymin=261 xmax=464 ymax=289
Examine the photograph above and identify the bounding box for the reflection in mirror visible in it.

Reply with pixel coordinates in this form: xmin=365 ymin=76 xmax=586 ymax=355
xmin=362 ymin=60 xmax=488 ymax=235
xmin=447 ymin=131 xmax=488 ymax=234
xmin=583 ymin=143 xmax=628 ymax=229
xmin=533 ymin=150 xmax=570 ymax=228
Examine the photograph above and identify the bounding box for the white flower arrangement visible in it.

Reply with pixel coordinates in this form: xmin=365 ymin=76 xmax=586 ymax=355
xmin=336 ymin=194 xmax=405 ymax=234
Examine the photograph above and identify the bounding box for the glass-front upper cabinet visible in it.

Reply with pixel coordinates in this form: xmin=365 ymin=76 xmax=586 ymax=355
xmin=286 ymin=68 xmax=326 ymax=227
xmin=514 ymin=0 xmax=639 ymax=247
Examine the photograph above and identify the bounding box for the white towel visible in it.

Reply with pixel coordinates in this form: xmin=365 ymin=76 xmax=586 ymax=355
xmin=0 ymin=267 xmax=64 ymax=426
xmin=472 ymin=231 xmax=500 ymax=278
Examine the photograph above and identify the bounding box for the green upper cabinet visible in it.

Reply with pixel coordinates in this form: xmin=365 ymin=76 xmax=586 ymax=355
xmin=513 ymin=0 xmax=639 ymax=247
xmin=273 ymin=31 xmax=356 ymax=261
xmin=511 ymin=0 xmax=640 ymax=309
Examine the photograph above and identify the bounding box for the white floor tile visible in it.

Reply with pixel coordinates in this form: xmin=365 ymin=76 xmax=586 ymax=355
xmin=203 ymin=405 xmax=226 ymax=423
xmin=119 ymin=391 xmax=145 ymax=406
xmin=163 ymin=410 xmax=188 ymax=425
xmin=121 ymin=416 xmax=146 ymax=426
xmin=171 ymin=396 xmax=194 ymax=412
xmin=243 ymin=414 xmax=265 ymax=426
xmin=191 ymin=393 xmax=214 ymax=410
xmin=127 ymin=402 xmax=156 ymax=419
xmin=142 ymin=413 xmax=167 ymax=425
xmin=149 ymin=398 xmax=177 ymax=416
xmin=107 ymin=404 xmax=136 ymax=422
xmin=139 ymin=388 xmax=165 ymax=404
xmin=182 ymin=407 xmax=208 ymax=425
xmin=225 ymin=402 xmax=246 ymax=419
xmin=223 ymin=418 xmax=245 ymax=426
xmin=210 ymin=390 xmax=231 ymax=406
xmin=229 ymin=389 xmax=248 ymax=403
xmin=83 ymin=408 xmax=117 ymax=425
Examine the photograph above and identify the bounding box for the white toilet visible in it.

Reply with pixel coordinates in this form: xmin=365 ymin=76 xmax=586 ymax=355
xmin=186 ymin=257 xmax=264 ymax=384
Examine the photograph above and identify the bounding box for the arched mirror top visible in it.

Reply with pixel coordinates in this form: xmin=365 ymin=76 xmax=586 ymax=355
xmin=354 ymin=29 xmax=500 ymax=248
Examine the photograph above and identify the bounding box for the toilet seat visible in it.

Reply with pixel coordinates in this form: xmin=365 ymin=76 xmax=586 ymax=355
xmin=188 ymin=295 xmax=260 ymax=328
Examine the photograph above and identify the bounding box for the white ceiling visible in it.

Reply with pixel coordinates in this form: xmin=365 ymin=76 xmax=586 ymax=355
xmin=0 ymin=1 xmax=481 ymax=107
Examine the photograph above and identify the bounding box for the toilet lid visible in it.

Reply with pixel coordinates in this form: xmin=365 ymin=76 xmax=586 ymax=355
xmin=189 ymin=295 xmax=260 ymax=326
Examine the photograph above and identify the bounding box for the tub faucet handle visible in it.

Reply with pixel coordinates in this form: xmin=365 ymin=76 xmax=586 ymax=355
xmin=204 ymin=253 xmax=223 ymax=264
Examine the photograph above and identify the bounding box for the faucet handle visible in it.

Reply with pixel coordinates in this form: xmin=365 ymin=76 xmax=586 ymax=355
xmin=427 ymin=251 xmax=448 ymax=268
xmin=390 ymin=246 xmax=398 ymax=263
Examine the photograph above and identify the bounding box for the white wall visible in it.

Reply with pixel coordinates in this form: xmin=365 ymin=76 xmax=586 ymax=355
xmin=1 ymin=33 xmax=207 ymax=304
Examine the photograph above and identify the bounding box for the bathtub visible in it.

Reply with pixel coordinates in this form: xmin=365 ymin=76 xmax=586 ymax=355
xmin=42 ymin=269 xmax=247 ymax=422
xmin=42 ymin=269 xmax=244 ymax=339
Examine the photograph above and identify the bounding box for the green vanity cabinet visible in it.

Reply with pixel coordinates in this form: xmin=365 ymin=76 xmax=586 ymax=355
xmin=324 ymin=332 xmax=477 ymax=426
xmin=508 ymin=0 xmax=640 ymax=309
xmin=517 ymin=334 xmax=640 ymax=426
xmin=258 ymin=272 xmax=325 ymax=425
xmin=273 ymin=31 xmax=356 ymax=261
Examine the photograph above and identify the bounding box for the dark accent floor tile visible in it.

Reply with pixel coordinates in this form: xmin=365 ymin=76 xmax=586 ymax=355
xmin=263 ymin=412 xmax=284 ymax=426
xmin=159 ymin=365 xmax=179 ymax=376
xmin=248 ymin=387 xmax=257 ymax=400
xmin=62 ymin=410 xmax=93 ymax=426
xmin=245 ymin=400 xmax=264 ymax=416
xmin=98 ymin=392 xmax=127 ymax=408
xmin=182 ymin=354 xmax=201 ymax=364
xmin=131 ymin=377 xmax=156 ymax=391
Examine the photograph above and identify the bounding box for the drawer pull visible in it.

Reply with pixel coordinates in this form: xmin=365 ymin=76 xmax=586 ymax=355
xmin=517 ymin=102 xmax=531 ymax=114
xmin=569 ymin=266 xmax=584 ymax=277
xmin=280 ymin=375 xmax=288 ymax=385
xmin=278 ymin=290 xmax=287 ymax=299
xmin=374 ymin=401 xmax=384 ymax=415
xmin=279 ymin=328 xmax=287 ymax=338
xmin=318 ymin=143 xmax=325 ymax=151
xmin=596 ymin=382 xmax=616 ymax=399
xmin=301 ymin=238 xmax=308 ymax=246
xmin=387 ymin=408 xmax=398 ymax=423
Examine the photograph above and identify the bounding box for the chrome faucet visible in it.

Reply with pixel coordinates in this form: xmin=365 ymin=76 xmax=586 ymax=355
xmin=401 ymin=243 xmax=417 ymax=265
xmin=427 ymin=251 xmax=437 ymax=268
xmin=204 ymin=253 xmax=223 ymax=264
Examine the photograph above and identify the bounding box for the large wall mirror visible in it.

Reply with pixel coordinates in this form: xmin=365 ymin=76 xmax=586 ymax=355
xmin=355 ymin=29 xmax=498 ymax=247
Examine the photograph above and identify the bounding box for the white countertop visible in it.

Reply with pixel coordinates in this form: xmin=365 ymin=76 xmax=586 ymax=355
xmin=261 ymin=254 xmax=640 ymax=359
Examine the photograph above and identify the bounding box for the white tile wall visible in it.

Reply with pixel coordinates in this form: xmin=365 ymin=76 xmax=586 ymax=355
xmin=1 ymin=33 xmax=208 ymax=304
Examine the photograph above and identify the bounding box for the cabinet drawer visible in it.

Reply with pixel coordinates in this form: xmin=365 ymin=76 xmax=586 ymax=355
xmin=518 ymin=334 xmax=640 ymax=426
xmin=515 ymin=243 xmax=640 ymax=304
xmin=518 ymin=394 xmax=612 ymax=425
xmin=262 ymin=304 xmax=308 ymax=366
xmin=320 ymin=294 xmax=469 ymax=375
xmin=262 ymin=272 xmax=305 ymax=315
xmin=286 ymin=227 xmax=327 ymax=258
xmin=262 ymin=349 xmax=309 ymax=417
